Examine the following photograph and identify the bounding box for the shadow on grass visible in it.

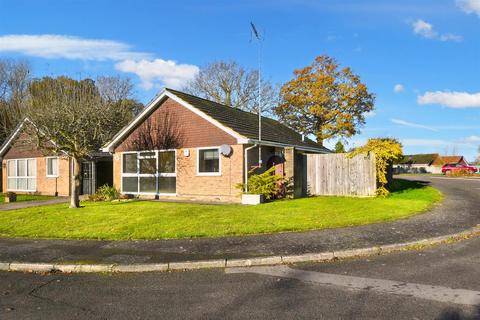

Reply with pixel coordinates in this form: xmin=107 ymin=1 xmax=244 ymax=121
xmin=436 ymin=305 xmax=480 ymax=320
xmin=390 ymin=178 xmax=431 ymax=193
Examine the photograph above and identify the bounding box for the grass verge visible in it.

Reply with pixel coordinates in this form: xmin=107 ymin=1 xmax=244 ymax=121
xmin=0 ymin=179 xmax=442 ymax=240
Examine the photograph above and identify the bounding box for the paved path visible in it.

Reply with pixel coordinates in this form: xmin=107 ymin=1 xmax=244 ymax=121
xmin=0 ymin=176 xmax=478 ymax=264
xmin=0 ymin=197 xmax=69 ymax=211
xmin=1 ymin=234 xmax=479 ymax=319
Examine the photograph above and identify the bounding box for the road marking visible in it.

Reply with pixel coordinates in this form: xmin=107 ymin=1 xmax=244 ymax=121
xmin=226 ymin=266 xmax=480 ymax=306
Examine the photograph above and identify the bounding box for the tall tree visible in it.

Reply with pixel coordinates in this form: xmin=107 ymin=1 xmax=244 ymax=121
xmin=26 ymin=76 xmax=141 ymax=208
xmin=184 ymin=61 xmax=278 ymax=115
xmin=275 ymin=55 xmax=375 ymax=146
xmin=0 ymin=59 xmax=30 ymax=142
xmin=334 ymin=140 xmax=346 ymax=153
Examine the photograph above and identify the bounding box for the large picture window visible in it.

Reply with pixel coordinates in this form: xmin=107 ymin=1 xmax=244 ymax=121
xmin=121 ymin=150 xmax=176 ymax=195
xmin=197 ymin=148 xmax=220 ymax=175
xmin=7 ymin=159 xmax=36 ymax=192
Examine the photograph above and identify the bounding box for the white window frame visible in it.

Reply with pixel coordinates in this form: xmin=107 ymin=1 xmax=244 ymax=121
xmin=46 ymin=157 xmax=59 ymax=178
xmin=6 ymin=158 xmax=37 ymax=192
xmin=196 ymin=146 xmax=222 ymax=176
xmin=120 ymin=150 xmax=177 ymax=196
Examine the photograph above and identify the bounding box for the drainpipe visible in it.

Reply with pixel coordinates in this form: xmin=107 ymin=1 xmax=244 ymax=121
xmin=244 ymin=144 xmax=258 ymax=192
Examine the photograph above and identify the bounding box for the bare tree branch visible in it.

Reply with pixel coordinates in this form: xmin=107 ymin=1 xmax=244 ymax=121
xmin=183 ymin=61 xmax=279 ymax=115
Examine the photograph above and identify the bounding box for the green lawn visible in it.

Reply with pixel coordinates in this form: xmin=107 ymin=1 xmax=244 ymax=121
xmin=0 ymin=194 xmax=53 ymax=204
xmin=0 ymin=179 xmax=442 ymax=240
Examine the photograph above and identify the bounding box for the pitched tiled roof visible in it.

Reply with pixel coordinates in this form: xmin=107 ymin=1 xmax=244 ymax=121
xmin=166 ymin=89 xmax=330 ymax=152
xmin=440 ymin=156 xmax=465 ymax=165
xmin=396 ymin=153 xmax=439 ymax=165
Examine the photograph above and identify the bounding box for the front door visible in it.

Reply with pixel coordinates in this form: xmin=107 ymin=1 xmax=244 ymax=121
xmin=81 ymin=161 xmax=94 ymax=195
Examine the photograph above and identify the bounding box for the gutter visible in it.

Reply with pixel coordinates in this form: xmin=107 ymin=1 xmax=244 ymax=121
xmin=245 ymin=139 xmax=330 ymax=154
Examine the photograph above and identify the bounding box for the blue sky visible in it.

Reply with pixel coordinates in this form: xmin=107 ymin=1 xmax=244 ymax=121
xmin=1 ymin=0 xmax=480 ymax=160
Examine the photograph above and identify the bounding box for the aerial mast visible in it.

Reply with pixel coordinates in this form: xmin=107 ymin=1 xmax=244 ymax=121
xmin=250 ymin=22 xmax=263 ymax=168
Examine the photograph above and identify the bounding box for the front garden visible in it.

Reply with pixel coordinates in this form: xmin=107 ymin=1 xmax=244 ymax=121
xmin=0 ymin=179 xmax=442 ymax=240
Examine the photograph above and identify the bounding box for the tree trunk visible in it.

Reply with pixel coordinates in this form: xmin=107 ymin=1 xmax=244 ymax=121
xmin=70 ymin=157 xmax=81 ymax=208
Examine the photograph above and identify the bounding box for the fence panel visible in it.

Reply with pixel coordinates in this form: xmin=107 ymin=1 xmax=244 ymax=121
xmin=307 ymin=153 xmax=376 ymax=197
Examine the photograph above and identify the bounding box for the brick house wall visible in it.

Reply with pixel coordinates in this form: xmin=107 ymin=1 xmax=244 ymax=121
xmin=1 ymin=127 xmax=71 ymax=196
xmin=113 ymin=97 xmax=245 ymax=202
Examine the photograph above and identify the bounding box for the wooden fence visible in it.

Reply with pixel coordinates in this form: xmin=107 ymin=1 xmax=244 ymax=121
xmin=306 ymin=153 xmax=376 ymax=197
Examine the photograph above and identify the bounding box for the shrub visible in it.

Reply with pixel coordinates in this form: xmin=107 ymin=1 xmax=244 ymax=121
xmin=236 ymin=166 xmax=283 ymax=200
xmin=88 ymin=185 xmax=120 ymax=202
xmin=447 ymin=169 xmax=474 ymax=177
xmin=349 ymin=138 xmax=403 ymax=197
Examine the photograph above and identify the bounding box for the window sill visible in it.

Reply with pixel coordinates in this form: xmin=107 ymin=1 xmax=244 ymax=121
xmin=196 ymin=173 xmax=222 ymax=177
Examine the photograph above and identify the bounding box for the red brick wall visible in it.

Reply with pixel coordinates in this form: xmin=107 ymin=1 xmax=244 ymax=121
xmin=1 ymin=124 xmax=70 ymax=196
xmin=2 ymin=157 xmax=70 ymax=196
xmin=115 ymin=97 xmax=238 ymax=152
xmin=112 ymin=98 xmax=245 ymax=202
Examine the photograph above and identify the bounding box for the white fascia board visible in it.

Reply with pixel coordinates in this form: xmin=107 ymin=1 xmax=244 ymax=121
xmin=102 ymin=91 xmax=168 ymax=152
xmin=245 ymin=139 xmax=330 ymax=153
xmin=0 ymin=121 xmax=25 ymax=156
xmin=103 ymin=90 xmax=248 ymax=152
xmin=164 ymin=92 xmax=247 ymax=143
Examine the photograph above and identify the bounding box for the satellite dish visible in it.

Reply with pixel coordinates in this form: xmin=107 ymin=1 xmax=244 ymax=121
xmin=220 ymin=144 xmax=233 ymax=157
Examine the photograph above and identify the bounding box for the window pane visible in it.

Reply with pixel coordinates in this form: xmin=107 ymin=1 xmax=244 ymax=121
xmin=140 ymin=158 xmax=156 ymax=174
xmin=18 ymin=160 xmax=26 ymax=176
xmin=7 ymin=161 xmax=16 ymax=177
xmin=7 ymin=178 xmax=17 ymax=190
xmin=47 ymin=158 xmax=57 ymax=176
xmin=17 ymin=178 xmax=27 ymax=190
xmin=139 ymin=176 xmax=156 ymax=193
xmin=123 ymin=154 xmax=138 ymax=174
xmin=122 ymin=176 xmax=138 ymax=193
xmin=159 ymin=177 xmax=176 ymax=194
xmin=27 ymin=159 xmax=36 ymax=177
xmin=27 ymin=178 xmax=36 ymax=191
xmin=159 ymin=151 xmax=175 ymax=173
xmin=198 ymin=149 xmax=219 ymax=173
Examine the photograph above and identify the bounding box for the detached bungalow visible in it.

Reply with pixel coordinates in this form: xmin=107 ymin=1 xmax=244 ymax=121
xmin=0 ymin=118 xmax=113 ymax=196
xmin=102 ymin=89 xmax=329 ymax=203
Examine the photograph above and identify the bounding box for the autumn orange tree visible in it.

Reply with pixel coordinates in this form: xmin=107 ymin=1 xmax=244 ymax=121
xmin=275 ymin=55 xmax=375 ymax=146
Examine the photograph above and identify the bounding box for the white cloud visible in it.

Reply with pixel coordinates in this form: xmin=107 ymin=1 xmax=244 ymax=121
xmin=411 ymin=19 xmax=462 ymax=42
xmin=412 ymin=19 xmax=437 ymax=38
xmin=0 ymin=34 xmax=200 ymax=90
xmin=456 ymin=0 xmax=480 ymax=16
xmin=391 ymin=119 xmax=438 ymax=131
xmin=115 ymin=59 xmax=199 ymax=90
xmin=0 ymin=34 xmax=150 ymax=61
xmin=462 ymin=135 xmax=480 ymax=143
xmin=393 ymin=84 xmax=404 ymax=93
xmin=418 ymin=91 xmax=480 ymax=108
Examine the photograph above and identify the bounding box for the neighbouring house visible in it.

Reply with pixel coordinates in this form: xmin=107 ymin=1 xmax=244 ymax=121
xmin=102 ymin=88 xmax=330 ymax=203
xmin=0 ymin=118 xmax=113 ymax=196
xmin=394 ymin=153 xmax=469 ymax=174
xmin=440 ymin=155 xmax=469 ymax=166
xmin=394 ymin=154 xmax=442 ymax=174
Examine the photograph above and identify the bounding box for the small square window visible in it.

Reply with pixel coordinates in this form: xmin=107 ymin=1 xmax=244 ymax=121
xmin=47 ymin=158 xmax=58 ymax=177
xmin=198 ymin=148 xmax=220 ymax=174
